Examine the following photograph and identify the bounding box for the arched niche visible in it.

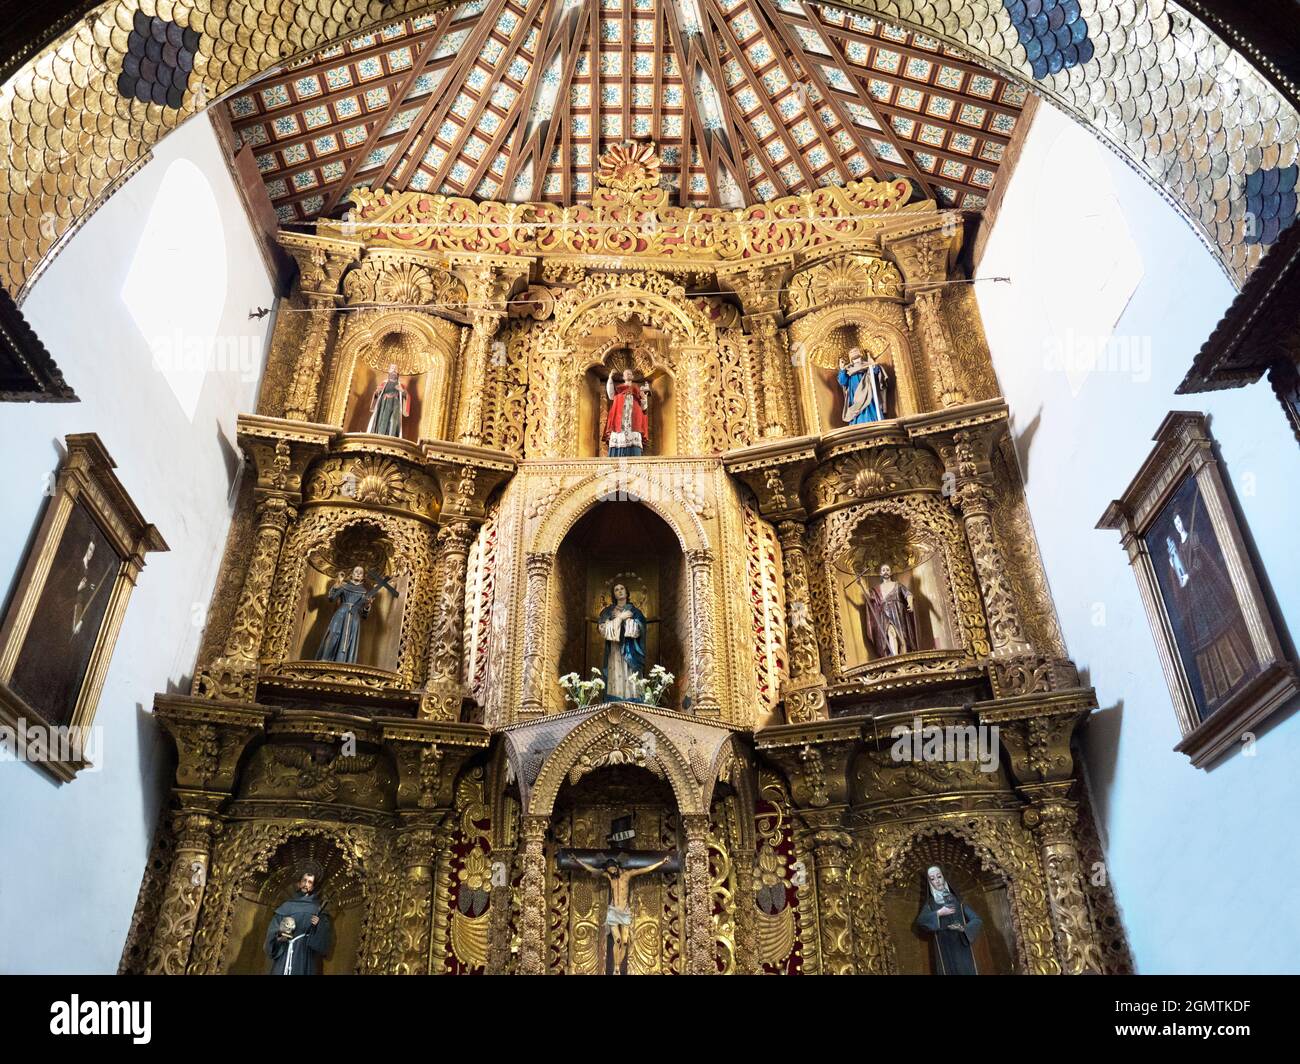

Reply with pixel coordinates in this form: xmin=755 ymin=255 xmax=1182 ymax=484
xmin=326 ymin=309 xmax=461 ymax=443
xmin=790 ymin=307 xmax=919 ymax=434
xmin=554 ymin=502 xmax=687 ymax=710
xmin=544 ymin=286 xmax=717 ymax=458
xmin=262 ymin=502 xmax=439 ymax=686
xmin=524 ymin=467 xmax=718 ymax=719
xmin=578 ymin=336 xmax=678 ymax=458
xmin=882 ymin=833 xmax=1016 ymax=976
xmin=812 ymin=494 xmax=990 ymax=679
xmin=830 ymin=509 xmax=958 ymax=669
xmin=223 ymin=836 xmax=366 ymax=975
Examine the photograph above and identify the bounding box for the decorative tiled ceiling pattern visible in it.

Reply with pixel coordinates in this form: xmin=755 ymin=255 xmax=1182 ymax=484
xmin=227 ymin=0 xmax=1029 ymax=222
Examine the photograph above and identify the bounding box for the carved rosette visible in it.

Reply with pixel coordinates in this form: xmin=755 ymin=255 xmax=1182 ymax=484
xmin=145 ymin=809 xmax=218 ymax=975
xmin=683 ymin=814 xmax=715 ymax=975
xmin=685 ymin=548 xmax=720 ymax=717
xmin=520 ymin=552 xmax=554 ymax=717
xmin=517 ymin=816 xmax=549 ymax=975
xmin=776 ymin=520 xmax=828 ymax=724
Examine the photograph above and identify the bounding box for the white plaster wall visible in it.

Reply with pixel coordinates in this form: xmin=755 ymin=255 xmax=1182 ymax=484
xmin=977 ymin=103 xmax=1300 ymax=974
xmin=0 ymin=116 xmax=273 ymax=973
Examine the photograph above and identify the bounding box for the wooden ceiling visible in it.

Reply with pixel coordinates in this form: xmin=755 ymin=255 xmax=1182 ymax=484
xmin=227 ymin=0 xmax=1031 ymax=224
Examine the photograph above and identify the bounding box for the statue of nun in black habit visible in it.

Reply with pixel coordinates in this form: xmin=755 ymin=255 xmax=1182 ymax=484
xmin=914 ymin=864 xmax=983 ymax=975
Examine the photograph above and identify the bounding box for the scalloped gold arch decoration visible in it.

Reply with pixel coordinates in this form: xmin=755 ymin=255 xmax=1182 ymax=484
xmin=529 ymin=466 xmax=710 ymax=557
xmin=526 ymin=705 xmax=704 ymax=818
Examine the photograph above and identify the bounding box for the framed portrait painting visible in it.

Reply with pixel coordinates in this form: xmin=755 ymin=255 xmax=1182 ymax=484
xmin=0 ymin=434 xmax=166 ymax=781
xmin=1098 ymin=413 xmax=1298 ymax=768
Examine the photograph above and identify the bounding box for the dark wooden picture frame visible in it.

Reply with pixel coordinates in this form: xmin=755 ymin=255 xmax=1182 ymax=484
xmin=1098 ymin=413 xmax=1298 ymax=768
xmin=0 ymin=434 xmax=166 ymax=781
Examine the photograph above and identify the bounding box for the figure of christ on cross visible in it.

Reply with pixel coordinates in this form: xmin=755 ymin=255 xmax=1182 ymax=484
xmin=557 ymin=848 xmax=681 ymax=975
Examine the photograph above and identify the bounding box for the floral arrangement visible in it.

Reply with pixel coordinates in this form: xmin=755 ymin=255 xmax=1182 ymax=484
xmin=559 ymin=668 xmax=606 ymax=709
xmin=633 ymin=664 xmax=675 ymax=707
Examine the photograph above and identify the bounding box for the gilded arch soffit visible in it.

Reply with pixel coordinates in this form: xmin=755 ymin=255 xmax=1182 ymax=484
xmin=527 ymin=463 xmax=710 ymax=556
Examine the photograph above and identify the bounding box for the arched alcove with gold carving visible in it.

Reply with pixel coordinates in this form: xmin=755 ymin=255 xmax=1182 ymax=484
xmin=789 ymin=308 xmax=919 ymax=435
xmin=535 ymin=279 xmax=717 ymax=459
xmin=810 ymin=493 xmax=989 ymax=684
xmin=326 ymin=309 xmax=462 ymax=443
xmin=553 ymin=502 xmax=687 ymax=707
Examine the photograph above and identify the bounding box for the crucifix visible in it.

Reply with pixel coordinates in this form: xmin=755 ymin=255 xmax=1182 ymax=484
xmin=556 ymin=815 xmax=681 ymax=975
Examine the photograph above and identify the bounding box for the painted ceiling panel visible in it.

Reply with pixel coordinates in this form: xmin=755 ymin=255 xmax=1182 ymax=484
xmin=227 ymin=0 xmax=1029 ymax=222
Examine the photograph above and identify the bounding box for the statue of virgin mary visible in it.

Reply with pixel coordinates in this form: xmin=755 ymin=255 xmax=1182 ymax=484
xmin=597 ymin=581 xmax=647 ymax=701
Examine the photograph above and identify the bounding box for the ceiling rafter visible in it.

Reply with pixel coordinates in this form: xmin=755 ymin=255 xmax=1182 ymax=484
xmin=356 ymin=16 xmax=464 ymax=193
xmin=664 ymin=0 xmax=766 ymax=204
xmin=701 ymin=0 xmax=817 ymax=193
xmin=498 ymin=0 xmax=590 ymax=199
xmin=390 ymin=0 xmax=515 ymax=194
xmin=801 ymin=2 xmax=934 ymax=198
xmin=322 ymin=25 xmax=449 ymax=212
xmin=751 ymin=0 xmax=878 ymax=185
xmin=734 ymin=0 xmax=852 ymax=186
xmin=230 ymin=1 xmax=1030 ymax=220
xmin=434 ymin=5 xmax=551 ymax=197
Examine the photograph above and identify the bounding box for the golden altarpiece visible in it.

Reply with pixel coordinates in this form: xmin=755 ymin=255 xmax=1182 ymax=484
xmin=120 ymin=144 xmax=1130 ymax=976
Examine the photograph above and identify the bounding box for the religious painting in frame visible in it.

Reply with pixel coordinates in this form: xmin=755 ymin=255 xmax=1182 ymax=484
xmin=1098 ymin=412 xmax=1298 ymax=768
xmin=0 ymin=434 xmax=166 ymax=781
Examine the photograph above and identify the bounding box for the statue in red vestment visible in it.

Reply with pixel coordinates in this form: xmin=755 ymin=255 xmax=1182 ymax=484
xmin=604 ymin=368 xmax=651 ymax=457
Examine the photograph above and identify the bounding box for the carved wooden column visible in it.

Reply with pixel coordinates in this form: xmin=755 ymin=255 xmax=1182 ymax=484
xmin=486 ymin=845 xmax=516 ymax=974
xmin=1023 ymin=789 xmax=1105 ymax=975
xmin=776 ymin=519 xmax=828 ymax=723
xmin=980 ymin=698 xmax=1104 ymax=975
xmin=421 ymin=520 xmax=476 ymax=721
xmin=193 ymin=420 xmax=329 ymax=700
xmin=517 ymin=815 xmax=549 ymax=975
xmin=682 ymin=814 xmax=715 ymax=975
xmin=941 ymin=425 xmax=1033 ymax=658
xmin=684 ymin=547 xmax=721 ymax=717
xmin=280 ymin=236 xmax=354 ymax=423
xmin=459 ymin=308 xmax=507 ymax=446
xmin=520 ymin=551 xmax=554 ymax=718
xmin=808 ymin=825 xmax=856 ymax=974
xmin=391 ymin=827 xmax=439 ymax=974
xmin=193 ymin=493 xmax=293 ymax=700
xmin=748 ymin=312 xmax=792 ymax=438
xmin=733 ymin=848 xmax=759 ymax=975
xmin=888 ymin=229 xmax=965 ymax=409
xmin=145 ymin=805 xmax=219 ymax=975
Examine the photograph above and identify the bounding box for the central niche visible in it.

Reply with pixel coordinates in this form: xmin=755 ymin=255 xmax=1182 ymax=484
xmin=555 ymin=502 xmax=686 ymax=707
xmin=831 ymin=510 xmax=956 ymax=668
xmin=576 ymin=317 xmax=677 ymax=458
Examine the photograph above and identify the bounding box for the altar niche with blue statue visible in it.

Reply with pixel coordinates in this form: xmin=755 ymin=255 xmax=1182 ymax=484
xmin=837 ymin=346 xmax=890 ymax=425
xmin=598 ymin=581 xmax=648 ymax=702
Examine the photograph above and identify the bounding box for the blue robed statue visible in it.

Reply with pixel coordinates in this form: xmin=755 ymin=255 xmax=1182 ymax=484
xmin=598 ymin=581 xmax=647 ymax=702
xmin=837 ymin=346 xmax=890 ymax=425
xmin=315 ymin=565 xmax=389 ymax=664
